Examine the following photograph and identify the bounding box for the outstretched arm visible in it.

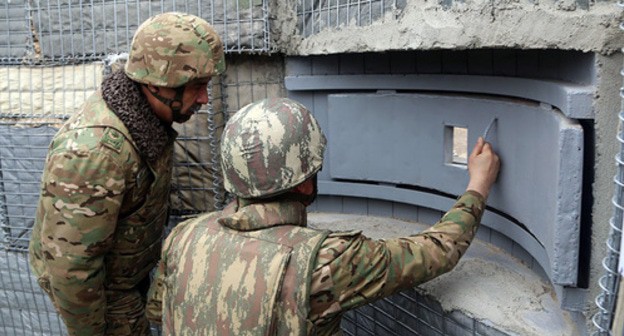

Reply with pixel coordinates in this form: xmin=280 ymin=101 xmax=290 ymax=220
xmin=466 ymin=137 xmax=500 ymax=199
xmin=309 ymin=138 xmax=501 ymax=329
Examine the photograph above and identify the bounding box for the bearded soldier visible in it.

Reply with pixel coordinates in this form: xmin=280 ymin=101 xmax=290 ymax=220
xmin=146 ymin=97 xmax=500 ymax=335
xmin=28 ymin=12 xmax=225 ymax=336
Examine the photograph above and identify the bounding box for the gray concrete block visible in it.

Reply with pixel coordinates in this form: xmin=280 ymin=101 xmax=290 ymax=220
xmin=391 ymin=202 xmax=419 ymax=223
xmin=285 ymin=57 xmax=312 ymax=76
xmin=315 ymin=195 xmax=343 ymax=213
xmin=442 ymin=51 xmax=468 ymax=75
xmin=300 ymin=88 xmax=586 ymax=287
xmin=490 ymin=230 xmax=514 ymax=253
xmin=364 ymin=53 xmax=391 ymax=74
xmin=416 ymin=50 xmax=443 ymax=74
xmin=475 ymin=226 xmax=492 ymax=243
xmin=418 ymin=208 xmax=443 ymax=226
xmin=467 ymin=50 xmax=494 ymax=76
xmin=284 ymin=74 xmax=594 ymax=119
xmin=366 ymin=199 xmax=393 ymax=217
xmin=306 ymin=200 xmax=319 ymax=212
xmin=339 ymin=54 xmax=365 ymax=75
xmin=342 ymin=197 xmax=367 ymax=215
xmin=516 ymin=50 xmax=540 ymax=79
xmin=389 ymin=52 xmax=416 ymax=74
xmin=511 ymin=242 xmax=535 ymax=269
xmin=492 ymin=50 xmax=517 ymax=77
xmin=312 ymin=55 xmax=340 ymax=75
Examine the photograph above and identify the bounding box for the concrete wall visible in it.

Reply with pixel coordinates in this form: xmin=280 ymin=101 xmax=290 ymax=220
xmin=273 ymin=1 xmax=623 ymax=332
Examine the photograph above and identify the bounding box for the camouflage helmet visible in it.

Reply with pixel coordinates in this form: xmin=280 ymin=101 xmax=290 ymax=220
xmin=124 ymin=12 xmax=226 ymax=88
xmin=221 ymin=98 xmax=327 ymax=199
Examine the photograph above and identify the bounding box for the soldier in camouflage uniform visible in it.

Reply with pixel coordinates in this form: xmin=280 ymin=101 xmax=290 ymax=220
xmin=28 ymin=12 xmax=225 ymax=336
xmin=146 ymin=97 xmax=500 ymax=335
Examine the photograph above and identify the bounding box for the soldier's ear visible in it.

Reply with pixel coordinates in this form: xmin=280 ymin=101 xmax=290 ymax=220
xmin=146 ymin=84 xmax=160 ymax=94
xmin=293 ymin=178 xmax=315 ymax=195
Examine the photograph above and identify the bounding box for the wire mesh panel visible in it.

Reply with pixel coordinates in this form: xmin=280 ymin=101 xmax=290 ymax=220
xmin=341 ymin=290 xmax=510 ymax=336
xmin=0 ymin=0 xmax=31 ymax=64
xmin=170 ymin=80 xmax=229 ymax=214
xmin=0 ymin=0 xmax=287 ymax=335
xmin=22 ymin=0 xmax=271 ymax=64
xmin=0 ymin=63 xmax=103 ymax=117
xmin=296 ymin=0 xmax=611 ymax=38
xmin=0 ymin=119 xmax=64 ymax=252
xmin=0 ymin=117 xmax=69 ymax=335
xmin=297 ymin=0 xmax=406 ymax=37
xmin=0 ymin=248 xmax=67 ymax=335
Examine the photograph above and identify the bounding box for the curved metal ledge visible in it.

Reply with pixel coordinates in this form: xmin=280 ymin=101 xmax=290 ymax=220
xmin=285 ymin=74 xmax=594 ymax=119
xmin=318 ymin=180 xmax=552 ymax=282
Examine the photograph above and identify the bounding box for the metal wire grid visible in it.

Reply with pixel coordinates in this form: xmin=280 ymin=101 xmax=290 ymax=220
xmin=592 ymin=1 xmax=624 ymax=334
xmin=170 ymin=82 xmax=229 ymax=216
xmin=0 ymin=120 xmax=63 ymax=252
xmin=0 ymin=92 xmax=229 ymax=254
xmin=1 ymin=0 xmax=271 ymax=65
xmin=297 ymin=0 xmax=406 ymax=37
xmin=0 ymin=63 xmax=103 ymax=117
xmin=0 ymin=0 xmax=31 ymax=64
xmin=295 ymin=0 xmax=613 ymax=39
xmin=341 ymin=289 xmax=509 ymax=336
xmin=0 ymin=248 xmax=67 ymax=335
xmin=0 ymin=54 xmax=287 ymax=335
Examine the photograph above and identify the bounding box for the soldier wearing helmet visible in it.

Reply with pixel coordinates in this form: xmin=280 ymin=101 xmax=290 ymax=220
xmin=146 ymin=97 xmax=501 ymax=335
xmin=28 ymin=12 xmax=225 ymax=336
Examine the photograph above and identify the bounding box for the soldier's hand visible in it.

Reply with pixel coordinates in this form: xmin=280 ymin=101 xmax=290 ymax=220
xmin=466 ymin=137 xmax=500 ymax=199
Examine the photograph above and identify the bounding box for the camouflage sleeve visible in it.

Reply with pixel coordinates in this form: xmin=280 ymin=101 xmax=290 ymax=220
xmin=145 ymin=247 xmax=166 ymax=325
xmin=146 ymin=219 xmax=195 ymax=325
xmin=38 ymin=149 xmax=126 ymax=335
xmin=308 ymin=190 xmax=485 ymax=325
xmin=145 ymin=225 xmax=178 ymax=325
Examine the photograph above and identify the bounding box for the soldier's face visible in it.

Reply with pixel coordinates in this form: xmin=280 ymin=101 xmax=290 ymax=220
xmin=174 ymin=80 xmax=210 ymax=123
xmin=147 ymin=79 xmax=210 ymax=124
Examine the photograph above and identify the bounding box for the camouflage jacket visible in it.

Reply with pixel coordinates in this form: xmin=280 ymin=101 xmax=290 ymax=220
xmin=147 ymin=191 xmax=485 ymax=335
xmin=146 ymin=199 xmax=329 ymax=335
xmin=29 ymin=73 xmax=175 ymax=336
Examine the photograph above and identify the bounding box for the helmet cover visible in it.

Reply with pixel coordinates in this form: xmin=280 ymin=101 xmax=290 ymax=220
xmin=221 ymin=98 xmax=326 ymax=198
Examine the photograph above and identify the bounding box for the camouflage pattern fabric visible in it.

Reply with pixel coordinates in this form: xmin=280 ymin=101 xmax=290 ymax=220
xmin=220 ymin=98 xmax=326 ymax=199
xmin=125 ymin=12 xmax=226 ymax=88
xmin=146 ymin=200 xmax=329 ymax=335
xmin=147 ymin=191 xmax=485 ymax=335
xmin=29 ymin=91 xmax=174 ymax=336
xmin=309 ymin=191 xmax=485 ymax=335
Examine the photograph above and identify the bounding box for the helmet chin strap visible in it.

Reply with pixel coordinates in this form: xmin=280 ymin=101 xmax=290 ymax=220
xmin=147 ymin=85 xmax=186 ymax=117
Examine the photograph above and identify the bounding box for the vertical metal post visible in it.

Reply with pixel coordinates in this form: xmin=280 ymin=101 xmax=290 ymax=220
xmin=592 ymin=2 xmax=624 ymax=334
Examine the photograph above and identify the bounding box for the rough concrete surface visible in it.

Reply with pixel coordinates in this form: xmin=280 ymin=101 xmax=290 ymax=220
xmin=289 ymin=0 xmax=623 ymax=56
xmin=586 ymin=53 xmax=623 ymax=327
xmin=308 ymin=212 xmax=581 ymax=336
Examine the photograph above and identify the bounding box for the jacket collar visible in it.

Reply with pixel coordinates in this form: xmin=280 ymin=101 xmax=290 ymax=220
xmin=218 ymin=199 xmax=307 ymax=231
xmin=100 ymin=70 xmax=177 ymax=163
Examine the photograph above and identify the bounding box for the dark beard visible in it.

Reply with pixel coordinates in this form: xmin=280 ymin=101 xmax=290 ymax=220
xmin=173 ymin=104 xmax=201 ymax=123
